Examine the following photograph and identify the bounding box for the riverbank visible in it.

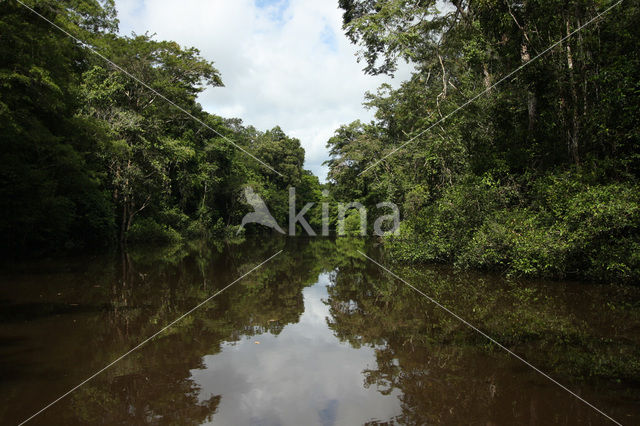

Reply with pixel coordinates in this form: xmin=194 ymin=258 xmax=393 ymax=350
xmin=384 ymin=173 xmax=640 ymax=284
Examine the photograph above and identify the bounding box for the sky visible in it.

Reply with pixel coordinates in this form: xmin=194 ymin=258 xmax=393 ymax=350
xmin=114 ymin=0 xmax=411 ymax=181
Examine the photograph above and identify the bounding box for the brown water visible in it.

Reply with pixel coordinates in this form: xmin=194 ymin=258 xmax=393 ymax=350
xmin=1 ymin=237 xmax=639 ymax=425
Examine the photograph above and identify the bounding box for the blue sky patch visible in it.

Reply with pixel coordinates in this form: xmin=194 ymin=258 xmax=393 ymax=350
xmin=255 ymin=0 xmax=290 ymax=24
xmin=320 ymin=22 xmax=337 ymax=52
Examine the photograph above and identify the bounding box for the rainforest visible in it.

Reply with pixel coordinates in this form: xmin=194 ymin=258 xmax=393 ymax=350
xmin=1 ymin=1 xmax=640 ymax=425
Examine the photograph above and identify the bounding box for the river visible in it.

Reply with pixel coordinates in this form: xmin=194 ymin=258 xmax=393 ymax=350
xmin=1 ymin=237 xmax=639 ymax=425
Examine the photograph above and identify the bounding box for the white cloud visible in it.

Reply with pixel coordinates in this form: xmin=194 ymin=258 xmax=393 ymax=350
xmin=115 ymin=0 xmax=411 ymax=181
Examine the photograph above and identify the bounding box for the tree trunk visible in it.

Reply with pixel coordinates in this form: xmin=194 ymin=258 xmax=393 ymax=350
xmin=120 ymin=202 xmax=128 ymax=245
xmin=483 ymin=63 xmax=491 ymax=91
xmin=527 ymin=90 xmax=537 ymax=134
xmin=566 ymin=19 xmax=580 ymax=165
xmin=521 ymin=43 xmax=537 ymax=133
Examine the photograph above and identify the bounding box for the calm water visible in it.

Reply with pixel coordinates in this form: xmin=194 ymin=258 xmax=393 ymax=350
xmin=1 ymin=238 xmax=639 ymax=425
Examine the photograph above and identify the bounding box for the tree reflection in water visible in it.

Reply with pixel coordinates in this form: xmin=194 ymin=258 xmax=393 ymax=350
xmin=327 ymin=240 xmax=640 ymax=424
xmin=1 ymin=237 xmax=639 ymax=424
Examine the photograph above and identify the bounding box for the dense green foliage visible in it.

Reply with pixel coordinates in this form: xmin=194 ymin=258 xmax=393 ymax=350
xmin=327 ymin=0 xmax=640 ymax=282
xmin=0 ymin=0 xmax=322 ymax=254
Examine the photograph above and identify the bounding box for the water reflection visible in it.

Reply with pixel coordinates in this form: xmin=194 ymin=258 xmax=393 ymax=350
xmin=0 ymin=237 xmax=639 ymax=425
xmin=191 ymin=274 xmax=401 ymax=425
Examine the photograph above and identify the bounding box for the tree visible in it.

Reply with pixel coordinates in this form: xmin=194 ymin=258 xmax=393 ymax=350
xmin=0 ymin=0 xmax=119 ymax=252
xmin=328 ymin=0 xmax=640 ymax=281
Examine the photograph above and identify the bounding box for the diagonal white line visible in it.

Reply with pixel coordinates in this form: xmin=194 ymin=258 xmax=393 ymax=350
xmin=18 ymin=249 xmax=283 ymax=425
xmin=15 ymin=0 xmax=284 ymax=177
xmin=357 ymin=250 xmax=623 ymax=425
xmin=358 ymin=0 xmax=623 ymax=176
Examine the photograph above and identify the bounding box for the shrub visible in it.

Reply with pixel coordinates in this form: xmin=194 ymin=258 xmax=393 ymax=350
xmin=388 ymin=172 xmax=640 ymax=282
xmin=460 ymin=180 xmax=640 ymax=281
xmin=387 ymin=174 xmax=517 ymax=262
xmin=127 ymin=217 xmax=182 ymax=244
xmin=458 ymin=209 xmax=570 ymax=278
xmin=338 ymin=208 xmax=366 ymax=236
